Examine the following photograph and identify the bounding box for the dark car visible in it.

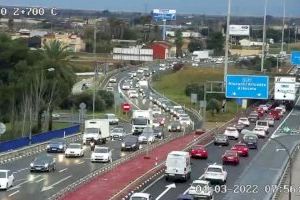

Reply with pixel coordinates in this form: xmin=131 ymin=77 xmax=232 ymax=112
xmin=153 ymin=127 xmax=164 ymax=139
xmin=243 ymin=133 xmax=258 ymax=149
xmin=47 ymin=138 xmax=67 ymax=153
xmin=214 ymin=134 xmax=229 ymax=146
xmin=234 ymin=123 xmax=245 ymax=132
xmin=248 ymin=113 xmax=259 ymax=123
xmin=177 ymin=194 xmax=194 ymax=200
xmin=121 ymin=135 xmax=139 ymax=151
xmin=30 ymin=154 xmax=56 ymax=172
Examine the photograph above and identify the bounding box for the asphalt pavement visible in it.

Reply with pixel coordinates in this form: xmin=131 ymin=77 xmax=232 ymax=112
xmin=141 ymin=109 xmax=293 ymax=200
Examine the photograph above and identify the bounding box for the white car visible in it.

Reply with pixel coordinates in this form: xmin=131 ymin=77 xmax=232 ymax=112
xmin=129 ymin=91 xmax=139 ymax=98
xmin=265 ymin=116 xmax=275 ymax=127
xmin=188 ymin=180 xmax=214 ymax=199
xmin=224 ymin=127 xmax=239 ymax=140
xmin=0 ymin=170 xmax=14 ymax=190
xmin=106 ymin=86 xmax=114 ymax=92
xmin=255 ymin=120 xmax=269 ymax=133
xmin=122 ymin=83 xmax=131 ymax=90
xmin=203 ymin=164 xmax=227 ymax=184
xmin=252 ymin=127 xmax=266 ymax=138
xmin=91 ymin=146 xmax=112 ymax=163
xmin=151 ymin=107 xmax=161 ymax=115
xmin=130 ymin=193 xmax=153 ymax=200
xmin=238 ymin=117 xmax=250 ymax=126
xmin=111 ymin=127 xmax=126 ymax=140
xmin=109 ymin=77 xmax=117 ymax=83
xmin=65 ymin=143 xmax=84 ymax=157
xmin=179 ymin=116 xmax=191 ymax=126
xmin=258 ymin=104 xmax=269 ymax=112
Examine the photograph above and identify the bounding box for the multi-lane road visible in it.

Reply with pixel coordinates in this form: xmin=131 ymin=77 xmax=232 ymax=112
xmin=141 ymin=101 xmax=300 ymax=200
xmin=0 ymin=66 xmax=198 ymax=200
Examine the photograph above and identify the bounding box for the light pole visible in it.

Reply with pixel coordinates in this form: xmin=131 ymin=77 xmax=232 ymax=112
xmin=261 ymin=0 xmax=268 ymax=72
xmin=281 ymin=0 xmax=286 ymax=53
xmin=92 ymin=21 xmax=97 ymax=119
xmin=224 ymin=0 xmax=231 ymax=83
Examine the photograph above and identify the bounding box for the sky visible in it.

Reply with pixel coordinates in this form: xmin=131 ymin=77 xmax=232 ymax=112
xmin=1 ymin=0 xmax=300 ymax=17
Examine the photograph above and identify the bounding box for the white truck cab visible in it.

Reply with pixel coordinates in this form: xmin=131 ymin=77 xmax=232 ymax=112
xmin=165 ymin=151 xmax=191 ymax=181
xmin=83 ymin=119 xmax=110 ymax=144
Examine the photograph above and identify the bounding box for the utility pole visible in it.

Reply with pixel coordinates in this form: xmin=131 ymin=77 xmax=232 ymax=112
xmin=92 ymin=21 xmax=97 ymax=119
xmin=261 ymin=0 xmax=268 ymax=72
xmin=224 ymin=0 xmax=231 ymax=83
xmin=281 ymin=0 xmax=286 ymax=53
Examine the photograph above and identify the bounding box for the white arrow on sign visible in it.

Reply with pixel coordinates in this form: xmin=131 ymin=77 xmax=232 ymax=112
xmin=232 ymin=92 xmax=237 ymax=96
xmin=257 ymin=93 xmax=261 ymax=96
xmin=41 ymin=175 xmax=72 ymax=192
xmin=276 ymin=148 xmax=286 ymax=152
xmin=155 ymin=183 xmax=176 ymax=200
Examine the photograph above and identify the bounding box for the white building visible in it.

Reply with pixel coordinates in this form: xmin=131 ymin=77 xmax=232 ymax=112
xmin=239 ymin=39 xmax=263 ymax=47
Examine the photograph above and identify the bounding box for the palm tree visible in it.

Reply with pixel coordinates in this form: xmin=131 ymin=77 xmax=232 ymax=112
xmin=175 ymin=30 xmax=183 ymax=58
xmin=40 ymin=40 xmax=76 ymax=131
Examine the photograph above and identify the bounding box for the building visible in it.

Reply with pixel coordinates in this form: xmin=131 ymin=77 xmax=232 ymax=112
xmin=42 ymin=33 xmax=85 ymax=52
xmin=239 ymin=39 xmax=263 ymax=47
xmin=151 ymin=41 xmax=172 ymax=60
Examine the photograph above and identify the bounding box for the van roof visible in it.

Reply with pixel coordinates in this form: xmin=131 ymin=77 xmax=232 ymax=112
xmin=131 ymin=193 xmax=150 ymax=198
xmin=168 ymin=151 xmax=189 ymax=156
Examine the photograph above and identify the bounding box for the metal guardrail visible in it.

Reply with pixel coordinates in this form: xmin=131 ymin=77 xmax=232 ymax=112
xmin=49 ymin=128 xmax=194 ymax=200
xmin=272 ymin=144 xmax=300 ymax=200
xmin=0 ymin=133 xmax=82 ymax=165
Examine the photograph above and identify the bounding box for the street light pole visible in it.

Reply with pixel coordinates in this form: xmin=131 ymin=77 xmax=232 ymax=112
xmin=224 ymin=0 xmax=231 ymax=83
xmin=281 ymin=0 xmax=286 ymax=53
xmin=92 ymin=22 xmax=97 ymax=119
xmin=270 ymin=137 xmax=293 ymax=200
xmin=261 ymin=0 xmax=268 ymax=72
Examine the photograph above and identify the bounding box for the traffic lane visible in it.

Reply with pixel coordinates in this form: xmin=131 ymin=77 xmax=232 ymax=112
xmin=142 ymin=112 xmax=287 ymax=199
xmin=144 ymin=137 xmax=268 ymax=200
xmin=0 ymin=140 xmax=129 ymax=200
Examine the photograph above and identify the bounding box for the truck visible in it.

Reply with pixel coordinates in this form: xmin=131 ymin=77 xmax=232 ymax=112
xmin=83 ymin=119 xmax=110 ymax=145
xmin=131 ymin=110 xmax=153 ymax=135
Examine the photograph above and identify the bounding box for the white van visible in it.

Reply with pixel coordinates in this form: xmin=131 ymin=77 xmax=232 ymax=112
xmin=165 ymin=151 xmax=191 ymax=181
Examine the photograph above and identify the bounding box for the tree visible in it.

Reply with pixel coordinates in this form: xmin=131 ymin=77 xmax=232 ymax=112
xmin=206 ymin=98 xmax=221 ymax=116
xmin=175 ymin=30 xmax=183 ymax=58
xmin=207 ymin=32 xmax=225 ymax=56
xmin=188 ymin=39 xmax=204 ymax=52
xmin=8 ymin=18 xmax=14 ymax=31
xmin=41 ymin=40 xmax=76 ymax=131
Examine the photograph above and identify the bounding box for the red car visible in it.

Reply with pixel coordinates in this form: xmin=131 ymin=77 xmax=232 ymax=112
xmin=194 ymin=129 xmax=206 ymax=135
xmin=222 ymin=150 xmax=239 ymax=165
xmin=231 ymin=143 xmax=249 ymax=157
xmin=190 ymin=145 xmax=208 ymax=159
xmin=255 ymin=108 xmax=264 ymax=117
xmin=269 ymin=110 xmax=280 ymax=120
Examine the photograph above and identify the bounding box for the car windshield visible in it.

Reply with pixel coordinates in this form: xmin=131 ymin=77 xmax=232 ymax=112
xmin=240 ymin=118 xmax=247 ymax=121
xmin=181 ymin=117 xmax=190 ymax=121
xmin=226 ymin=128 xmax=236 ymax=131
xmin=207 ymin=167 xmax=222 ymax=173
xmin=245 ymin=136 xmax=257 ymax=141
xmin=191 ymin=182 xmax=208 ymax=189
xmin=94 ymin=148 xmax=108 ymax=153
xmin=112 ymin=128 xmax=123 ymax=132
xmin=257 ymin=121 xmax=268 ymax=126
xmin=68 ymin=144 xmax=81 ymax=149
xmin=85 ymin=128 xmax=99 ymax=133
xmin=0 ymin=171 xmax=7 ymax=178
xmin=133 ymin=118 xmax=148 ymax=125
xmin=216 ymin=135 xmax=226 ymax=139
xmin=235 ymin=144 xmax=246 ymax=148
xmin=50 ymin=139 xmax=64 ymax=144
xmin=106 ymin=115 xmax=116 ymax=119
xmin=35 ymin=156 xmax=50 ymax=163
xmin=141 ymin=132 xmax=153 ymax=137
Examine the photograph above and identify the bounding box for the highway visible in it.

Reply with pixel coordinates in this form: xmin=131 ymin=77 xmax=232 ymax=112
xmin=0 ymin=65 xmax=198 ymax=200
xmin=141 ymin=108 xmax=294 ymax=200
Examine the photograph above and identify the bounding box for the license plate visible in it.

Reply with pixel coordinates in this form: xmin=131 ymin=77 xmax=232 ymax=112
xmin=36 ymin=167 xmax=41 ymax=170
xmin=52 ymin=148 xmax=57 ymax=150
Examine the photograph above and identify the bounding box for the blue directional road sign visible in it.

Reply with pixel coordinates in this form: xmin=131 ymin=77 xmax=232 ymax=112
xmin=226 ymin=75 xmax=269 ymax=99
xmin=291 ymin=51 xmax=300 ymax=65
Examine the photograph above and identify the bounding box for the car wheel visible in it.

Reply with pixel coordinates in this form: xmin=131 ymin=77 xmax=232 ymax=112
xmin=165 ymin=176 xmax=169 ymax=182
xmin=53 ymin=164 xmax=56 ymax=171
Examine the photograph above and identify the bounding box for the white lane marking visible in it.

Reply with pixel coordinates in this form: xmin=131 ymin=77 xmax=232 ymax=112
xmin=13 ymin=168 xmax=29 ymax=174
xmin=41 ymin=175 xmax=72 ymax=192
xmin=35 ymin=178 xmax=45 ymax=183
xmin=78 ymin=161 xmax=85 ymax=165
xmin=141 ymin=175 xmax=164 ymax=192
xmin=8 ymin=190 xmax=19 ymax=197
xmin=59 ymin=168 xmax=68 ymax=173
xmin=8 ymin=175 xmax=42 ymax=191
xmin=155 ymin=183 xmax=176 ymax=200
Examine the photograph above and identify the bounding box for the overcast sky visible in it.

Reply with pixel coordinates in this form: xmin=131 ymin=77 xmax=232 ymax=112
xmin=1 ymin=0 xmax=299 ymax=17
